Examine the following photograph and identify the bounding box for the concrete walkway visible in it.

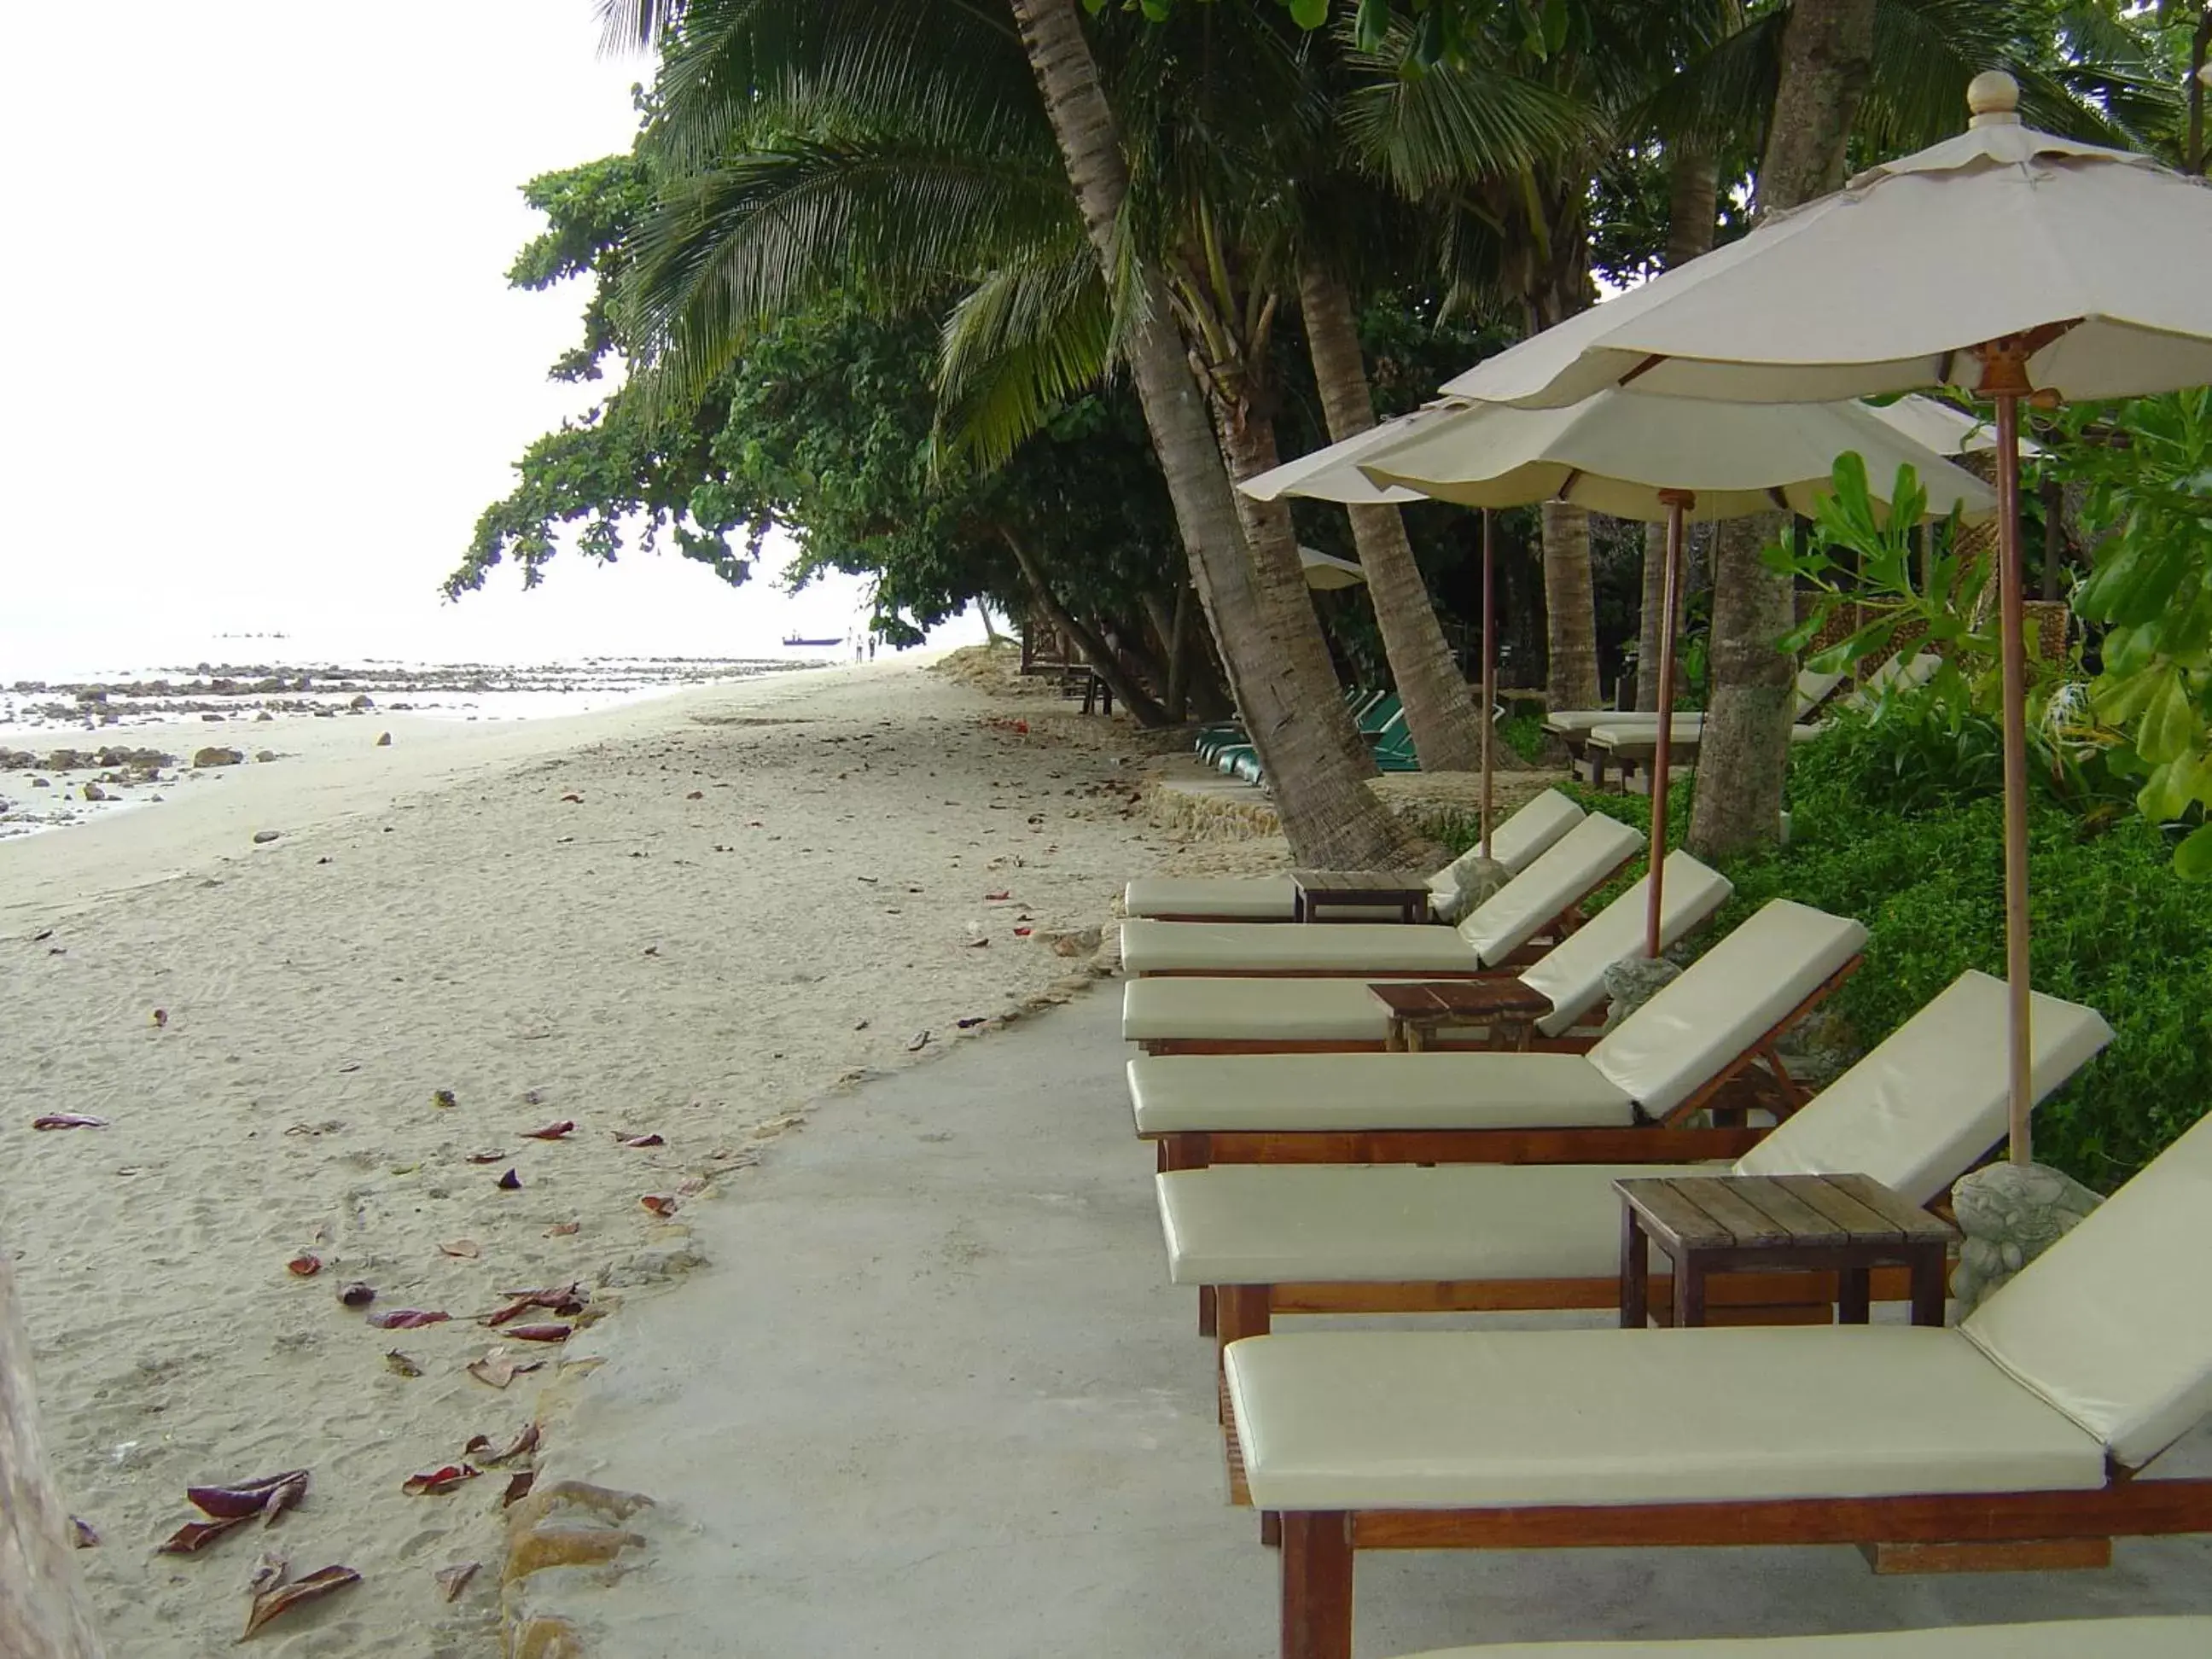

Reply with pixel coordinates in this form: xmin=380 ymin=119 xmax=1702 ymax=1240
xmin=547 ymin=988 xmax=2212 ymax=1657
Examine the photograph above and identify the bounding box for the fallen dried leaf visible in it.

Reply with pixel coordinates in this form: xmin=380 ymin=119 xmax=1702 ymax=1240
xmin=339 ymin=1282 xmax=375 ymax=1309
xmin=366 ymin=1309 xmax=449 ymax=1330
xmin=32 ymin=1114 xmax=108 ymax=1131
xmin=247 ymin=1551 xmax=289 ymax=1597
xmin=485 ymin=1284 xmax=586 ymax=1325
xmin=384 ymin=1350 xmax=423 ymax=1378
xmin=402 ymin=1464 xmax=480 ymax=1497
xmin=544 ymin=1220 xmax=579 ymax=1237
xmin=465 ymin=1150 xmax=506 ymax=1164
xmin=675 ymin=1177 xmax=707 ymax=1197
xmin=520 ymin=1121 xmax=576 ymax=1141
xmin=616 ymin=1132 xmax=664 ymax=1149
xmin=158 ymin=1515 xmax=254 ymax=1554
xmin=684 ymin=789 xmax=703 ymax=800
xmin=151 ymin=1008 xmax=169 ymax=1028
xmin=437 ymin=1239 xmax=480 ymax=1260
xmin=434 ymin=1561 xmax=480 ymax=1603
xmin=502 ymin=1471 xmax=537 ymax=1508
xmin=496 ymin=1169 xmax=521 ymax=1190
xmin=69 ymin=1516 xmax=98 ymax=1549
xmin=431 ymin=1089 xmax=457 ymax=1109
xmin=463 ymin=1423 xmax=540 ymax=1466
xmin=905 ymin=1031 xmax=930 ymax=1052
xmin=184 ymin=1470 xmax=309 ymax=1522
xmin=502 ymin=1323 xmax=572 ymax=1344
xmin=983 ymin=889 xmax=1012 ymax=901
xmin=640 ymin=1194 xmax=678 ymax=1217
xmin=242 ymin=1563 xmax=359 ymax=1639
xmin=561 ymin=792 xmax=583 ymax=803
xmin=286 ymin=1254 xmax=321 ymax=1278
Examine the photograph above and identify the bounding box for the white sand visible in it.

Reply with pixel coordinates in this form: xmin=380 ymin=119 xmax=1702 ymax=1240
xmin=0 ymin=657 xmax=1192 ymax=1656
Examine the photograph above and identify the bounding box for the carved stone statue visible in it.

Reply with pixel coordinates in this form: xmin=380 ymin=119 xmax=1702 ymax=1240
xmin=1950 ymin=1160 xmax=2104 ymax=1315
xmin=1432 ymin=855 xmax=1507 ymax=924
xmin=1600 ymin=956 xmax=1682 ymax=1033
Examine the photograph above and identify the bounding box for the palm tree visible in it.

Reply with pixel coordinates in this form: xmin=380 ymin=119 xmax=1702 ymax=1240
xmin=599 ymin=0 xmax=1417 ymax=864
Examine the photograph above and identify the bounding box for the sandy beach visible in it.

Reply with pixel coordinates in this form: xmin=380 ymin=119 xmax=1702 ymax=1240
xmin=0 ymin=654 xmax=1202 ymax=1656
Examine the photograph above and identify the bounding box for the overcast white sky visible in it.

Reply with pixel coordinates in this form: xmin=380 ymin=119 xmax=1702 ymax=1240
xmin=0 ymin=2 xmax=898 ymax=676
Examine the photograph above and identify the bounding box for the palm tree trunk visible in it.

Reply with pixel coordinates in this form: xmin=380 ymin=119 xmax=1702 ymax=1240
xmin=2187 ymin=4 xmax=2209 ymax=177
xmin=1688 ymin=0 xmax=1877 ymax=858
xmin=3 ymin=1247 xmax=106 ymax=1659
xmin=1636 ymin=144 xmax=1721 ymax=711
xmin=1297 ymin=260 xmax=1486 ymax=771
xmin=1541 ymin=499 xmax=1599 ymax=711
xmin=1000 ymin=527 xmax=1168 ymax=725
xmin=1007 ymin=0 xmax=1411 ymax=865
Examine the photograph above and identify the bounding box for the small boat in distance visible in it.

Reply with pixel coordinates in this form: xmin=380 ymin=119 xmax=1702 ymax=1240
xmin=782 ymin=633 xmax=845 ymax=648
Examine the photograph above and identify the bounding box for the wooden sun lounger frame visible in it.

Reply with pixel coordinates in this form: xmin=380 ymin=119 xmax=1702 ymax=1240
xmin=1133 ymin=1002 xmax=1607 ymax=1057
xmin=1143 ymin=957 xmax=1858 ymax=1179
xmin=1128 ymin=851 xmax=1635 ymax=979
xmin=1264 ymin=1470 xmax=2212 ymax=1659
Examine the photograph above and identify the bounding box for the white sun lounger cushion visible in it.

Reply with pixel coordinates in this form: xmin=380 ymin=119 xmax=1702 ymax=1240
xmin=1393 ymin=1617 xmax=2212 ymax=1659
xmin=1117 ymin=853 xmax=1731 ymax=1046
xmin=1519 ymin=852 xmax=1731 ymax=1037
xmin=1586 ymin=900 xmax=1868 ymax=1121
xmin=1224 ymin=1325 xmax=2105 ymax=1511
xmin=1119 ymin=915 xmax=1485 ymax=975
xmin=1122 ymin=792 xmax=1586 ymax=922
xmin=1458 ymin=814 xmax=1645 ymax=964
xmin=1962 ymin=1110 xmax=2212 ymax=1470
xmin=1587 ymin=717 xmax=1704 ymax=748
xmin=1734 ymin=971 xmax=2113 ymax=1207
xmin=1156 ymin=1161 xmax=1710 ymax=1286
xmin=1541 ymin=710 xmax=1630 ymax=736
xmin=1126 ymin=1052 xmax=1634 ymax=1137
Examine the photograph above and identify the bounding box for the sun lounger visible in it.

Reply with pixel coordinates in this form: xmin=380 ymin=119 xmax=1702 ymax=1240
xmin=1388 ymin=1621 xmax=2212 ymax=1659
xmin=1123 ymin=852 xmax=1732 ymax=1055
xmin=1547 ymin=668 xmax=1845 ymax=779
xmin=1123 ymin=790 xmax=1585 ymax=923
xmin=1164 ymin=974 xmax=2111 ymax=1423
xmin=1132 ymin=899 xmax=1867 ymax=1173
xmin=1225 ymin=1107 xmax=2212 ymax=1659
xmin=1588 ymin=720 xmax=1828 ymax=793
xmin=1121 ymin=815 xmax=1643 ymax=978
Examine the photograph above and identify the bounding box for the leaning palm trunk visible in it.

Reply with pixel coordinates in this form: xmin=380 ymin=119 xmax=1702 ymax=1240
xmin=1298 ymin=261 xmax=1487 ymax=771
xmin=1688 ymin=0 xmax=1877 ymax=855
xmin=1540 ymin=499 xmax=1599 ymax=711
xmin=1008 ymin=0 xmax=1411 ymax=865
xmin=2 ymin=1247 xmax=105 ymax=1659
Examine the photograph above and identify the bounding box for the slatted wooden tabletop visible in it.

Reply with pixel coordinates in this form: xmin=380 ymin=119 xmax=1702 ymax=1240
xmin=1367 ymin=979 xmax=1554 ymax=1051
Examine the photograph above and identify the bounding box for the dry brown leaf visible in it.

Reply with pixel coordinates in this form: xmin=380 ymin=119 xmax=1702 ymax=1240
xmin=366 ymin=1308 xmax=449 ymax=1330
xmin=501 ymin=1470 xmax=537 ymax=1508
xmin=401 ymin=1464 xmax=480 ymax=1497
xmin=286 ymin=1254 xmax=322 ymax=1278
xmin=462 ymin=1423 xmax=539 ymax=1466
xmin=69 ymin=1516 xmax=98 ymax=1549
xmin=434 ymin=1561 xmax=480 ymax=1604
xmin=616 ymin=1132 xmax=664 ymax=1149
xmin=185 ymin=1470 xmax=308 ymax=1522
xmin=503 ymin=1324 xmax=571 ymax=1344
xmin=247 ymin=1551 xmax=289 ymax=1597
xmin=544 ymin=1220 xmax=579 ymax=1237
xmin=519 ymin=1121 xmax=576 ymax=1140
xmin=339 ymin=1281 xmax=375 ymax=1309
xmin=437 ymin=1239 xmax=480 ymax=1260
xmin=157 ymin=1514 xmax=253 ymax=1555
xmin=465 ymin=1150 xmax=506 ymax=1164
xmin=242 ymin=1564 xmax=360 ymax=1639
xmin=640 ymin=1194 xmax=678 ymax=1216
xmin=383 ymin=1350 xmax=423 ymax=1379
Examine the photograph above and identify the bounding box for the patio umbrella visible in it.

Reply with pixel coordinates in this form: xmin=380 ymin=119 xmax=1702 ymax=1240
xmin=1352 ymin=391 xmax=1994 ymax=958
xmin=1296 ymin=546 xmax=1368 ymax=591
xmin=1437 ymin=71 xmax=2212 ymax=1162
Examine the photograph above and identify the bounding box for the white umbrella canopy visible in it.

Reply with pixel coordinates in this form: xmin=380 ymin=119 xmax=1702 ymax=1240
xmin=1441 ymin=77 xmax=2212 ymax=411
xmin=1354 ymin=389 xmax=1999 ymax=522
xmin=1297 ymin=545 xmax=1368 ymax=590
xmin=1239 ymin=405 xmax=1453 ymax=504
xmin=1431 ymin=70 xmax=2212 ymax=1165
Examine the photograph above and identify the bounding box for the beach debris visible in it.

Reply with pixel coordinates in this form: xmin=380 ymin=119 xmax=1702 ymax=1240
xmin=905 ymin=1031 xmax=930 ymax=1052
xmin=685 ymin=789 xmax=703 ymax=800
xmin=853 ymin=1018 xmax=870 ymax=1031
xmin=544 ymin=1220 xmax=579 ymax=1237
xmin=463 ymin=1423 xmax=540 ymax=1466
xmin=337 ymin=1061 xmax=360 ymax=1074
xmin=286 ymin=1254 xmax=322 ymax=1278
xmin=983 ymin=889 xmax=1012 ymax=901
xmin=256 ymin=749 xmax=277 ymax=763
xmin=965 ymin=936 xmax=990 ymax=948
xmin=159 ymin=1515 xmax=257 ymax=1555
xmin=69 ymin=1516 xmax=98 ymax=1549
xmin=502 ymin=1470 xmax=538 ymax=1507
xmin=520 ymin=1121 xmax=576 ymax=1140
xmin=497 ymin=1168 xmax=522 ymax=1190
xmin=252 ymin=830 xmax=281 ymax=845
xmin=383 ymin=1350 xmax=424 ymax=1378
xmin=466 ymin=1150 xmax=506 ymax=1164
xmin=82 ymin=782 xmax=110 ymax=800
xmin=486 ymin=1284 xmax=587 ymax=1325
xmin=643 ymin=945 xmax=659 ymax=957
xmin=403 ymin=1464 xmax=481 ymax=1497
xmin=242 ymin=1564 xmax=361 ymax=1639
xmin=616 ymin=1132 xmax=663 ymax=1149
xmin=1013 ymin=926 xmax=1033 ymax=938
xmin=956 ymin=1016 xmax=987 ymax=1030
xmin=375 ymin=732 xmax=392 ymax=747
xmin=520 ymin=1088 xmax=544 ymax=1105
xmin=465 ymin=1348 xmax=544 ymax=1390
xmin=191 ymin=747 xmax=243 ymax=767
xmin=560 ymin=792 xmax=583 ymax=803
xmin=247 ymin=1551 xmax=289 ymax=1596
xmin=32 ymin=1113 xmax=108 ymax=1130
xmin=367 ymin=1308 xmax=450 ymax=1330
xmin=151 ymin=1008 xmax=167 ymax=1028
xmin=431 ymin=1088 xmax=457 ymax=1109
xmin=502 ymin=1324 xmax=573 ymax=1344
xmin=159 ymin=1470 xmax=310 ymax=1553
xmin=434 ymin=1562 xmax=480 ymax=1603
xmin=339 ymin=1281 xmax=375 ymax=1309
xmin=639 ymin=1194 xmax=678 ymax=1218
xmin=438 ymin=1239 xmax=481 ymax=1260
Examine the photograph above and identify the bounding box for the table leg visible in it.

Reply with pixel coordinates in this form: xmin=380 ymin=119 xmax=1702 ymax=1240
xmin=1403 ymin=1022 xmax=1426 ymax=1054
xmin=1838 ymin=1266 xmax=1871 ymax=1324
xmin=1673 ymin=1247 xmax=1707 ymax=1330
xmin=1280 ymin=1511 xmax=1353 ymax=1659
xmin=1383 ymin=1018 xmax=1406 ymax=1054
xmin=1620 ymin=1208 xmax=1650 ymax=1329
xmin=1909 ymin=1245 xmax=1948 ymax=1327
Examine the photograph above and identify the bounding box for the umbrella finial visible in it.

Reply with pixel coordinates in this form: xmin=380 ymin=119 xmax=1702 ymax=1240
xmin=1967 ymin=70 xmax=2021 ymax=127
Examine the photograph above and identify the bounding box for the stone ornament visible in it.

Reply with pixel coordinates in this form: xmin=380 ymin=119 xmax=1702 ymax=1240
xmin=1599 ymin=956 xmax=1681 ymax=1034
xmin=1950 ymin=1159 xmax=2104 ymax=1314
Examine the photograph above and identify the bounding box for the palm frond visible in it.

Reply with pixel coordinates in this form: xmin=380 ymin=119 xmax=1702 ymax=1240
xmin=935 ymin=247 xmax=1114 ymax=471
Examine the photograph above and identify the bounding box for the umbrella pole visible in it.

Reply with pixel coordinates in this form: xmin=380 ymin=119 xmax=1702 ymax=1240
xmin=1645 ymin=492 xmax=1691 ymax=958
xmin=1990 ymin=375 xmax=2035 ymax=1164
xmin=1481 ymin=509 xmax=1496 ymax=861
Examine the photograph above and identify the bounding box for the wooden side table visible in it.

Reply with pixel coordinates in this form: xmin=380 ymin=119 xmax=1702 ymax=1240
xmin=1368 ymin=980 xmax=1555 ymax=1052
xmin=1290 ymin=870 xmax=1431 ymax=924
xmin=1615 ymin=1172 xmax=1955 ymax=1330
